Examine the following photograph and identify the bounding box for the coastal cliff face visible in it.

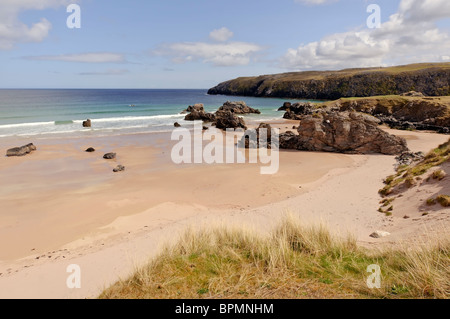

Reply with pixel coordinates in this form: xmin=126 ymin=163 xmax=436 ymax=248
xmin=208 ymin=63 xmax=450 ymax=99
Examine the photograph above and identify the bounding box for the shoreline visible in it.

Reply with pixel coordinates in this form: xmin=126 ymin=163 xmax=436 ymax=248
xmin=0 ymin=120 xmax=449 ymax=298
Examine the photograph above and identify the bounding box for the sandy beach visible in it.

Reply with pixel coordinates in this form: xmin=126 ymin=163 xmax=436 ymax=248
xmin=0 ymin=121 xmax=448 ymax=299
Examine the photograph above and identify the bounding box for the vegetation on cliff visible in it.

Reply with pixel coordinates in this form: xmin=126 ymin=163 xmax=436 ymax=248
xmin=208 ymin=63 xmax=450 ymax=100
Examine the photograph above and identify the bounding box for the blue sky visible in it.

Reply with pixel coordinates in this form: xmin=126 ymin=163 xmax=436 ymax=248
xmin=0 ymin=0 xmax=449 ymax=88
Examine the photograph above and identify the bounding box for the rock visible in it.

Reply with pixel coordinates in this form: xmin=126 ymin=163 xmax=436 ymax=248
xmin=83 ymin=119 xmax=91 ymax=128
xmin=278 ymin=102 xmax=292 ymax=111
xmin=202 ymin=126 xmax=209 ymax=131
xmin=184 ymin=110 xmax=216 ymax=122
xmin=113 ymin=165 xmax=125 ymax=173
xmin=174 ymin=122 xmax=181 ymax=128
xmin=218 ymin=101 xmax=261 ymax=114
xmin=85 ymin=147 xmax=96 ymax=153
xmin=400 ymin=91 xmax=425 ymax=97
xmin=280 ymin=111 xmax=409 ymax=155
xmin=103 ymin=153 xmax=116 ymax=160
xmin=214 ymin=110 xmax=247 ymax=130
xmin=395 ymin=151 xmax=425 ymax=168
xmin=6 ymin=143 xmax=36 ymax=157
xmin=279 ymin=131 xmax=301 ymax=149
xmin=184 ymin=103 xmax=204 ymax=113
xmin=283 ymin=102 xmax=317 ymax=120
xmin=370 ymin=231 xmax=391 ymax=238
xmin=240 ymin=123 xmax=277 ymax=149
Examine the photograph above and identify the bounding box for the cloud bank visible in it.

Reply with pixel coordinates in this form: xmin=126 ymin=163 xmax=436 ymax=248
xmin=282 ymin=0 xmax=450 ymax=70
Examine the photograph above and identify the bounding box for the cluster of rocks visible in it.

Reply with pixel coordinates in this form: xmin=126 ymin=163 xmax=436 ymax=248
xmin=279 ymin=110 xmax=409 ymax=155
xmin=85 ymin=148 xmax=125 ymax=173
xmin=6 ymin=143 xmax=37 ymax=157
xmin=179 ymin=101 xmax=259 ymax=130
xmin=376 ymin=115 xmax=450 ymax=134
xmin=239 ymin=123 xmax=277 ymax=149
xmin=279 ymin=102 xmax=320 ymax=120
xmin=395 ymin=151 xmax=425 ymax=168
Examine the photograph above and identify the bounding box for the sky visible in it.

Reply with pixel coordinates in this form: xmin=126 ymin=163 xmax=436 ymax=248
xmin=0 ymin=0 xmax=449 ymax=89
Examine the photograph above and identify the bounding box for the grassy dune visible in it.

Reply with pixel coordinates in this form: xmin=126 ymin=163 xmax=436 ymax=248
xmin=380 ymin=139 xmax=450 ymax=196
xmin=100 ymin=215 xmax=449 ymax=299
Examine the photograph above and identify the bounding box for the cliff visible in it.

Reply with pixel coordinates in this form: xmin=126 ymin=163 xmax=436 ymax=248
xmin=208 ymin=63 xmax=450 ymax=99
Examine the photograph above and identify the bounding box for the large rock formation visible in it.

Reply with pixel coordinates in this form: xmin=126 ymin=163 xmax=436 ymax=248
xmin=239 ymin=123 xmax=277 ymax=149
xmin=208 ymin=63 xmax=450 ymax=99
xmin=6 ymin=143 xmax=37 ymax=157
xmin=280 ymin=111 xmax=409 ymax=155
xmin=281 ymin=102 xmax=317 ymax=120
xmin=327 ymin=96 xmax=450 ymax=134
xmin=218 ymin=101 xmax=261 ymax=114
xmin=184 ymin=110 xmax=216 ymax=122
xmin=214 ymin=110 xmax=247 ymax=130
xmin=182 ymin=103 xmax=216 ymax=122
xmin=181 ymin=103 xmax=205 ymax=114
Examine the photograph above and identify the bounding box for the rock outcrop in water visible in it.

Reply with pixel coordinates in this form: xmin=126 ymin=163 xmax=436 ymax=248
xmin=6 ymin=143 xmax=37 ymax=157
xmin=83 ymin=119 xmax=92 ymax=128
xmin=280 ymin=111 xmax=409 ymax=155
xmin=208 ymin=63 xmax=450 ymax=99
xmin=218 ymin=101 xmax=261 ymax=114
xmin=214 ymin=110 xmax=247 ymax=130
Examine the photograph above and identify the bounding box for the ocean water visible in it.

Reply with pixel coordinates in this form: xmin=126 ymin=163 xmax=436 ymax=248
xmin=0 ymin=89 xmax=313 ymax=138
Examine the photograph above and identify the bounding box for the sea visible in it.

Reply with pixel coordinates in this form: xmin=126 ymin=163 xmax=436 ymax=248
xmin=0 ymin=89 xmax=314 ymax=138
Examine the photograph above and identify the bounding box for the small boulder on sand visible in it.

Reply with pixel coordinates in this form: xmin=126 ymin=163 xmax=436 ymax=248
xmin=6 ymin=143 xmax=37 ymax=157
xmin=370 ymin=231 xmax=391 ymax=239
xmin=103 ymin=153 xmax=116 ymax=160
xmin=85 ymin=147 xmax=96 ymax=153
xmin=113 ymin=165 xmax=125 ymax=173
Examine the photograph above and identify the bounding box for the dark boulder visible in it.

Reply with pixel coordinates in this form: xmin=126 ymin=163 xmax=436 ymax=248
xmin=240 ymin=123 xmax=277 ymax=149
xmin=214 ymin=110 xmax=247 ymax=130
xmin=184 ymin=110 xmax=216 ymax=122
xmin=6 ymin=143 xmax=36 ymax=157
xmin=218 ymin=101 xmax=261 ymax=114
xmin=85 ymin=147 xmax=96 ymax=153
xmin=113 ymin=165 xmax=125 ymax=173
xmin=174 ymin=122 xmax=181 ymax=128
xmin=103 ymin=153 xmax=117 ymax=160
xmin=83 ymin=119 xmax=92 ymax=128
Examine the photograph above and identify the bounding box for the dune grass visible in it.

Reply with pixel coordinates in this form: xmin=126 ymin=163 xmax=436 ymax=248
xmin=380 ymin=139 xmax=450 ymax=196
xmin=99 ymin=215 xmax=449 ymax=299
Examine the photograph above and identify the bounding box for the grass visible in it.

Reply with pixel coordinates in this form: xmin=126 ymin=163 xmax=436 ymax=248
xmin=99 ymin=215 xmax=450 ymax=299
xmin=379 ymin=139 xmax=450 ymax=197
xmin=436 ymin=195 xmax=450 ymax=207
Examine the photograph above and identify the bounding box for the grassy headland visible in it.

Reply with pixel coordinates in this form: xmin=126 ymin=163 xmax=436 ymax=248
xmin=208 ymin=62 xmax=450 ymax=99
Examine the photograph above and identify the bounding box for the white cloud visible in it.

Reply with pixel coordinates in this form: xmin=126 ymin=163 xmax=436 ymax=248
xmin=24 ymin=52 xmax=126 ymax=63
xmin=156 ymin=29 xmax=263 ymax=67
xmin=0 ymin=0 xmax=74 ymax=50
xmin=281 ymin=0 xmax=450 ymax=70
xmin=209 ymin=27 xmax=234 ymax=42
